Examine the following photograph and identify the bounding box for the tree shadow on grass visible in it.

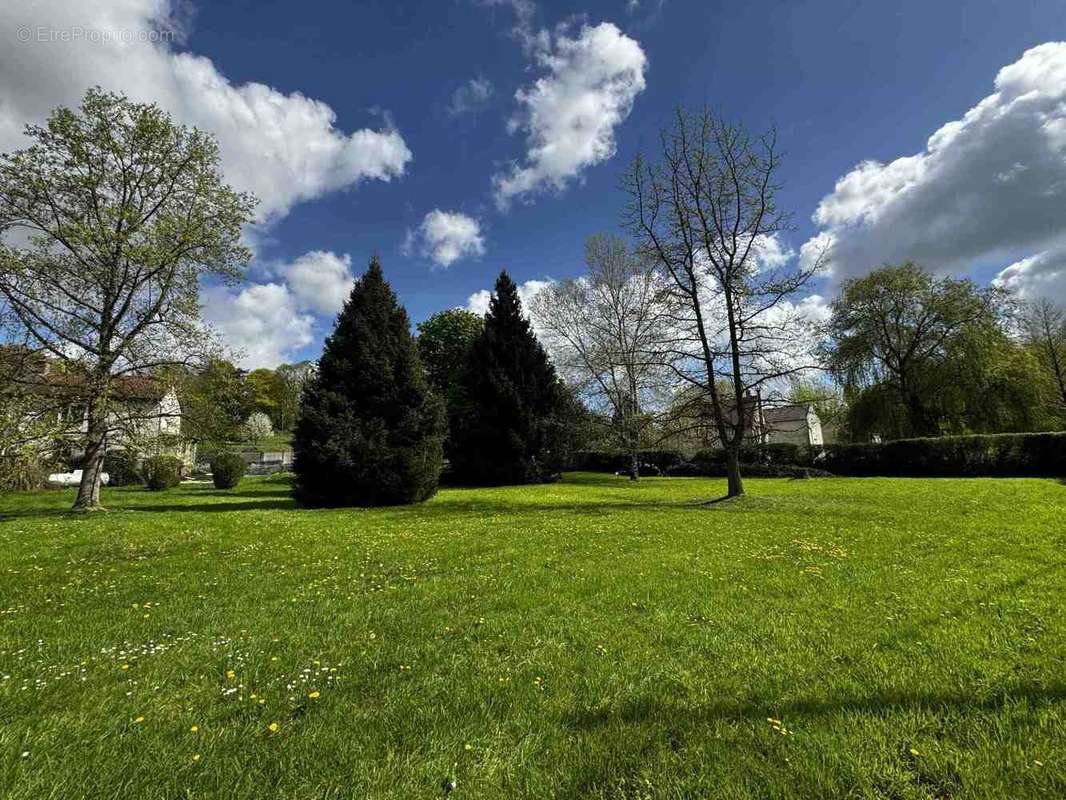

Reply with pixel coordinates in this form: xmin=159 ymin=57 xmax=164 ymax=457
xmin=563 ymin=679 xmax=1066 ymax=732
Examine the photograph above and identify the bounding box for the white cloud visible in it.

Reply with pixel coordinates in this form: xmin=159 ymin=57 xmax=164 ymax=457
xmin=803 ymin=42 xmax=1066 ymax=306
xmin=492 ymin=22 xmax=647 ymax=209
xmin=994 ymin=247 xmax=1066 ymax=306
xmin=278 ymin=250 xmax=355 ymax=316
xmin=751 ymin=233 xmax=796 ymax=272
xmin=465 ymin=278 xmax=553 ymax=314
xmin=201 ymin=283 xmax=314 ymax=369
xmin=405 ymin=210 xmax=486 ymax=267
xmin=448 ymin=77 xmax=494 ymax=117
xmin=0 ymin=0 xmax=412 ymax=223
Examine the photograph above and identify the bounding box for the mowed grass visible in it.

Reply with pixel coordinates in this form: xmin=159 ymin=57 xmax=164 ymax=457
xmin=0 ymin=474 xmax=1064 ymax=799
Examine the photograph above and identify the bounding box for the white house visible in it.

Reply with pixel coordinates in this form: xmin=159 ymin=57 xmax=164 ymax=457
xmin=2 ymin=350 xmax=192 ymax=467
xmin=759 ymin=403 xmax=824 ymax=447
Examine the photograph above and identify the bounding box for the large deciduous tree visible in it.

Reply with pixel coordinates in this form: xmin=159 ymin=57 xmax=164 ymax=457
xmin=622 ymin=108 xmax=822 ymax=497
xmin=451 ymin=271 xmax=568 ymax=485
xmin=823 ymin=262 xmax=1041 ymax=439
xmin=275 ymin=361 xmax=315 ymax=433
xmin=530 ymin=233 xmax=675 ymax=479
xmin=292 ymin=259 xmax=445 ymax=507
xmin=416 ymin=308 xmax=483 ymax=459
xmin=0 ymin=88 xmax=255 ymax=510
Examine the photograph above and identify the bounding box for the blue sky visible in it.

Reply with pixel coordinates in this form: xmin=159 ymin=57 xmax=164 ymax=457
xmin=2 ymin=0 xmax=1066 ymax=366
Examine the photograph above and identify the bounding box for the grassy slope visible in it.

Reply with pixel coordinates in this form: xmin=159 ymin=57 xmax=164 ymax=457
xmin=0 ymin=474 xmax=1063 ymax=799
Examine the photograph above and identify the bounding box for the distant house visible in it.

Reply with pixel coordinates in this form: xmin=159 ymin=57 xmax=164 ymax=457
xmin=668 ymin=389 xmax=826 ymax=450
xmin=1 ymin=350 xmax=192 ymax=465
xmin=759 ymin=403 xmax=824 ymax=447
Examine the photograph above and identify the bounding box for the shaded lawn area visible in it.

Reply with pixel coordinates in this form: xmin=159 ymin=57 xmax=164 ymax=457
xmin=0 ymin=473 xmax=1064 ymax=799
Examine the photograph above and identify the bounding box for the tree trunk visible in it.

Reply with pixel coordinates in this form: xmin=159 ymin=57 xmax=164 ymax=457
xmin=725 ymin=446 xmax=745 ymax=498
xmin=629 ymin=448 xmax=639 ymax=481
xmin=73 ymin=398 xmax=107 ymax=512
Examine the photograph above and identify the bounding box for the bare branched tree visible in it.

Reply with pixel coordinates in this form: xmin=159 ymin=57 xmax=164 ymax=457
xmin=622 ymin=107 xmax=823 ymax=497
xmin=1024 ymin=298 xmax=1066 ymax=414
xmin=531 ymin=234 xmax=677 ymax=479
xmin=0 ymin=88 xmax=256 ymax=510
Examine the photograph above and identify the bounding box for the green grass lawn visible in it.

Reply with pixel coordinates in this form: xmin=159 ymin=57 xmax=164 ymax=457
xmin=1 ymin=474 xmax=1064 ymax=799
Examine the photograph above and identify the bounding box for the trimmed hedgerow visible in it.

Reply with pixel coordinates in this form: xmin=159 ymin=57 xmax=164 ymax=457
xmin=815 ymin=432 xmax=1066 ymax=477
xmin=567 ymin=450 xmax=684 ymax=474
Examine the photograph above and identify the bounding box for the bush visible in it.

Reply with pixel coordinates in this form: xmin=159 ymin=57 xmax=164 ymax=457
xmin=142 ymin=455 xmax=183 ymax=491
xmin=104 ymin=451 xmax=142 ymax=486
xmin=0 ymin=456 xmax=47 ymax=491
xmin=210 ymin=452 xmax=246 ymax=489
xmin=816 ymin=432 xmax=1066 ymax=477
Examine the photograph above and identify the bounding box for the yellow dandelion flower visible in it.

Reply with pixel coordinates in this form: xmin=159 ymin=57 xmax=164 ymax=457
xmin=308 ymin=691 xmax=320 ymax=699
xmin=121 ymin=664 xmax=130 ymax=671
xmin=190 ymin=725 xmax=199 ymax=733
xmin=192 ymin=754 xmax=201 ymax=762
xmin=464 ymin=743 xmax=473 ymax=751
xmin=909 ymin=748 xmax=920 ymax=757
xmin=133 ymin=716 xmax=145 ymax=724
xmin=268 ymin=722 xmax=279 ymax=733
xmin=226 ymin=670 xmax=236 ymax=679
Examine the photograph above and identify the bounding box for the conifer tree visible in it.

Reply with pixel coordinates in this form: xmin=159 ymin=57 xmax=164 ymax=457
xmin=292 ymin=259 xmax=445 ymax=506
xmin=451 ymin=271 xmax=567 ymax=484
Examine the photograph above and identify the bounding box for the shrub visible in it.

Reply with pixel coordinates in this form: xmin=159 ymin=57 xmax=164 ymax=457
xmin=142 ymin=455 xmax=183 ymax=491
xmin=816 ymin=432 xmax=1066 ymax=477
xmin=0 ymin=456 xmax=46 ymax=492
xmin=103 ymin=451 xmax=142 ymax=486
xmin=210 ymin=452 xmax=246 ymax=489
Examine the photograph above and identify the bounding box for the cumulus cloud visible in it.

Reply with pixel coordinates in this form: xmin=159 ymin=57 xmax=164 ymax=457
xmin=751 ymin=234 xmax=796 ymax=272
xmin=492 ymin=22 xmax=647 ymax=209
xmin=994 ymin=247 xmax=1066 ymax=306
xmin=278 ymin=250 xmax=355 ymax=316
xmin=201 ymin=283 xmax=314 ymax=369
xmin=448 ymin=77 xmax=494 ymax=117
xmin=464 ymin=277 xmax=557 ymax=345
xmin=465 ymin=278 xmax=553 ymax=315
xmin=803 ymin=42 xmax=1066 ymax=304
xmin=0 ymin=0 xmax=412 ymax=223
xmin=404 ymin=210 xmax=486 ymax=267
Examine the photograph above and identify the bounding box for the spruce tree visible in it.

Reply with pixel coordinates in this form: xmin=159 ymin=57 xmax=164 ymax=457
xmin=292 ymin=258 xmax=445 ymax=506
xmin=451 ymin=271 xmax=567 ymax=485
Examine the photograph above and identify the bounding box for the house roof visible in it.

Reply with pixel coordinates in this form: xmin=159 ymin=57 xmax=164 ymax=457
xmin=1 ymin=357 xmax=169 ymax=403
xmin=762 ymin=404 xmax=814 ymax=424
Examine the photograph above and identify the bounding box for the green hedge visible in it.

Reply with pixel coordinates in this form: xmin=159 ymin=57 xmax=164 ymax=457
xmin=666 ymin=461 xmax=832 ymax=479
xmin=567 ymin=450 xmax=684 ymax=473
xmin=816 ymin=432 xmax=1066 ymax=477
xmin=570 ymin=433 xmax=1066 ymax=478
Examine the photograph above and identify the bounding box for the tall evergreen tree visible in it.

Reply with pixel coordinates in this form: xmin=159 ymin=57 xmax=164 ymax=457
xmin=292 ymin=259 xmax=445 ymax=506
xmin=451 ymin=271 xmax=567 ymax=485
